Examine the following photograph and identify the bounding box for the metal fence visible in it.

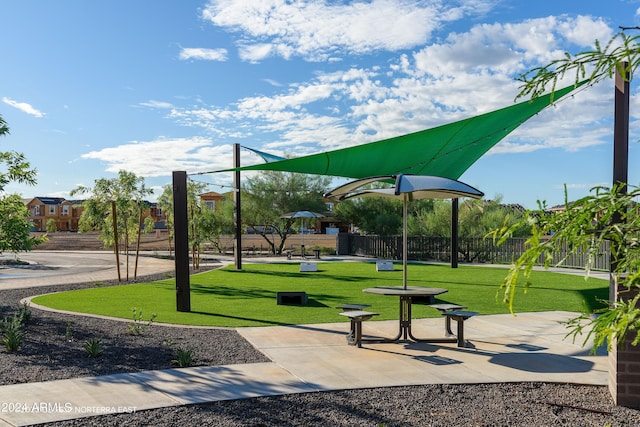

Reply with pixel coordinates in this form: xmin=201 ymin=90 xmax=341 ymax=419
xmin=346 ymin=235 xmax=611 ymax=270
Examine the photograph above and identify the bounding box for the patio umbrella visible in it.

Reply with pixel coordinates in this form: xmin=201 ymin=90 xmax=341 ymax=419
xmin=280 ymin=210 xmax=325 ymax=248
xmin=325 ymin=174 xmax=483 ymax=289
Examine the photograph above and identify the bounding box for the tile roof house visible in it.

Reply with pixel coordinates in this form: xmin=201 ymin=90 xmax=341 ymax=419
xmin=23 ymin=197 xmax=168 ymax=232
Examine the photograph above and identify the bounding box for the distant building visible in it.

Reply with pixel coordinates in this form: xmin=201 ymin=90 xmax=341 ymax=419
xmin=23 ymin=197 xmax=168 ymax=232
xmin=23 ymin=197 xmax=83 ymax=232
xmin=199 ymin=191 xmax=224 ymax=211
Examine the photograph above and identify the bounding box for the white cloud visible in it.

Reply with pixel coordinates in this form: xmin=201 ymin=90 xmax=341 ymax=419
xmin=202 ymin=0 xmax=463 ymax=61
xmin=179 ymin=47 xmax=228 ymax=61
xmin=163 ymin=13 xmax=617 ymax=166
xmin=138 ymin=100 xmax=174 ymax=109
xmin=2 ymin=97 xmax=46 ymax=118
xmin=81 ymin=137 xmax=233 ymax=177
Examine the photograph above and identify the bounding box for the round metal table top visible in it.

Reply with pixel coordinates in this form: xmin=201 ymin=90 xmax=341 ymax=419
xmin=362 ymin=286 xmax=448 ymax=296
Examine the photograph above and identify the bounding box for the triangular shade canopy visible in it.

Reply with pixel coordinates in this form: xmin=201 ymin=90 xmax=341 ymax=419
xmin=214 ymin=83 xmax=582 ymax=180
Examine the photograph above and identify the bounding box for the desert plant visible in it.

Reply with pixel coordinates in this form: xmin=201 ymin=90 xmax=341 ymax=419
xmin=83 ymin=338 xmax=102 ymax=358
xmin=16 ymin=301 xmax=31 ymax=326
xmin=172 ymin=347 xmax=193 ymax=368
xmin=2 ymin=315 xmax=24 ymax=352
xmin=65 ymin=321 xmax=73 ymax=342
xmin=127 ymin=307 xmax=157 ymax=336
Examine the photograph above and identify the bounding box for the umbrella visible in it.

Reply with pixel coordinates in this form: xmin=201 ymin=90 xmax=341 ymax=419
xmin=280 ymin=210 xmax=326 ymax=249
xmin=325 ymin=174 xmax=483 ymax=289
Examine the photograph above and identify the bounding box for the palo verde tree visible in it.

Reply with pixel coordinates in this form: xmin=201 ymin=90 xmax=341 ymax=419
xmin=158 ymin=180 xmax=230 ymax=267
xmin=72 ymin=170 xmax=153 ymax=281
xmin=491 ymin=30 xmax=640 ymax=379
xmin=0 ymin=115 xmax=45 ymax=257
xmin=494 ymin=28 xmax=640 ymax=407
xmin=240 ymin=170 xmax=332 ymax=255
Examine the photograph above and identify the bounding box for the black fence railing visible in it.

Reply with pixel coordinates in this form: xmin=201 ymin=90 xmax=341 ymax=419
xmin=346 ymin=235 xmax=611 ymax=270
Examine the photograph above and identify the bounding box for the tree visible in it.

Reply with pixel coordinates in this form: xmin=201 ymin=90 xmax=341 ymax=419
xmin=240 ymin=171 xmax=332 ymax=254
xmin=0 ymin=115 xmax=45 ymax=257
xmin=499 ymin=30 xmax=640 ymax=341
xmin=45 ymin=218 xmax=57 ymax=233
xmin=335 ymin=197 xmax=404 ymax=236
xmin=494 ymin=29 xmax=640 ymax=407
xmin=412 ymin=198 xmax=528 ymax=238
xmin=72 ymin=170 xmax=153 ymax=281
xmin=157 ymin=181 xmax=231 ymax=266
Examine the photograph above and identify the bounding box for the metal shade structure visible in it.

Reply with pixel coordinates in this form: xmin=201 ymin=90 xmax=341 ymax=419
xmin=280 ymin=210 xmax=326 ymax=247
xmin=325 ymin=174 xmax=484 ymax=289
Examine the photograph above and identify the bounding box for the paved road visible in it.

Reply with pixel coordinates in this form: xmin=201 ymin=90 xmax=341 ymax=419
xmin=0 ymin=251 xmax=176 ymax=290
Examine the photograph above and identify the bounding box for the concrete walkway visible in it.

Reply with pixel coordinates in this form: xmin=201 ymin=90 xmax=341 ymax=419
xmin=0 ymin=253 xmax=610 ymax=426
xmin=0 ymin=311 xmax=607 ymax=426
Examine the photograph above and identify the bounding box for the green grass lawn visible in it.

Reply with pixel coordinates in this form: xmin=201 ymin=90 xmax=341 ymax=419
xmin=31 ymin=262 xmax=609 ymax=328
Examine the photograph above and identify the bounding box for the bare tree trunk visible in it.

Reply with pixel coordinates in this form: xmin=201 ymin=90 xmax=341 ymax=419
xmin=111 ymin=201 xmax=121 ymax=282
xmin=134 ymin=205 xmax=143 ymax=280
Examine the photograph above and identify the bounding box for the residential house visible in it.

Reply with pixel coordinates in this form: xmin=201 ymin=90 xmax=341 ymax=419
xmin=24 ymin=197 xmax=83 ymax=232
xmin=24 ymin=197 xmax=169 ymax=232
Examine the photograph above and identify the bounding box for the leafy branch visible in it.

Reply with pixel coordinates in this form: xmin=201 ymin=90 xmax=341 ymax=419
xmin=516 ymin=31 xmax=640 ymax=101
xmin=489 ymin=185 xmax=640 ymax=351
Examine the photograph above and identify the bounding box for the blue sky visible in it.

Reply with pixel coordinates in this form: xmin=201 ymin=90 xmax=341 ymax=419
xmin=1 ymin=0 xmax=639 ymax=209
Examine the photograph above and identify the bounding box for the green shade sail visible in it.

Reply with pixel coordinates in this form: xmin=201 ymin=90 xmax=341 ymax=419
xmin=214 ymin=83 xmax=582 ymax=180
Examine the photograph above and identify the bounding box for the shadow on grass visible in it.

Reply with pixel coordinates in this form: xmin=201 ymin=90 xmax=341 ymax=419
xmin=219 ymin=268 xmax=380 ymax=283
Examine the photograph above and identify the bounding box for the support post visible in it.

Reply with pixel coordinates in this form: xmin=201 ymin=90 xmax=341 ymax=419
xmin=609 ymin=62 xmax=640 ymax=408
xmin=234 ymin=143 xmax=242 ymax=270
xmin=451 ymin=198 xmax=459 ymax=268
xmin=173 ymin=171 xmax=190 ymax=312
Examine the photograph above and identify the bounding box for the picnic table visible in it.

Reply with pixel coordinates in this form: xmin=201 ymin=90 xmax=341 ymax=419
xmin=361 ymin=286 xmax=459 ymax=344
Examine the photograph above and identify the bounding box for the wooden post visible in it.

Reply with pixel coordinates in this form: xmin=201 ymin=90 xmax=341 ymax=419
xmin=173 ymin=171 xmax=190 ymax=312
xmin=234 ymin=143 xmax=242 ymax=270
xmin=111 ymin=201 xmax=121 ymax=282
xmin=609 ymin=62 xmax=640 ymax=408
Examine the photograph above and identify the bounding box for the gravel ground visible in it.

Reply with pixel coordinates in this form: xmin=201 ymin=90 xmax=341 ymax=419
xmin=1 ymin=270 xmax=640 ymax=426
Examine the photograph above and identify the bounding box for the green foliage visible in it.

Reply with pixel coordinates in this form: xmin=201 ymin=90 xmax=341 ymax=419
xmin=335 ymin=196 xmax=403 ymax=235
xmin=517 ymin=31 xmax=640 ymax=101
xmin=127 ymin=307 xmax=157 ymax=335
xmin=412 ymin=198 xmax=528 ymax=238
xmin=158 ymin=180 xmax=230 ymax=265
xmin=1 ymin=315 xmax=24 ymax=351
xmin=17 ymin=302 xmax=31 ymax=325
xmin=172 ymin=347 xmax=194 ymax=367
xmin=498 ymin=30 xmax=640 ymax=352
xmin=0 ymin=150 xmax=37 ymax=191
xmin=65 ymin=321 xmax=73 ymax=342
xmin=45 ymin=218 xmax=57 ymax=233
xmin=490 ymin=185 xmax=640 ymax=350
xmin=241 ymin=170 xmax=332 ymax=254
xmin=0 ymin=115 xmax=8 ymax=136
xmin=0 ymin=194 xmax=46 ymax=254
xmin=83 ymin=338 xmax=103 ymax=358
xmin=0 ymin=115 xmax=41 ymax=255
xmin=72 ymin=170 xmax=153 ymax=280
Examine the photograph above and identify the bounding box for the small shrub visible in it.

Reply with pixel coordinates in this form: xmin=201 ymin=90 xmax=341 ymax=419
xmin=172 ymin=348 xmax=194 ymax=368
xmin=2 ymin=315 xmax=25 ymax=352
xmin=127 ymin=308 xmax=157 ymax=336
xmin=65 ymin=321 xmax=73 ymax=342
xmin=83 ymin=338 xmax=103 ymax=358
xmin=17 ymin=302 xmax=31 ymax=326
xmin=162 ymin=338 xmax=174 ymax=347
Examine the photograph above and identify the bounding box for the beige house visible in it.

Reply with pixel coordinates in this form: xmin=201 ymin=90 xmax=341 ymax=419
xmin=23 ymin=197 xmax=83 ymax=232
xmin=24 ymin=197 xmax=168 ymax=232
